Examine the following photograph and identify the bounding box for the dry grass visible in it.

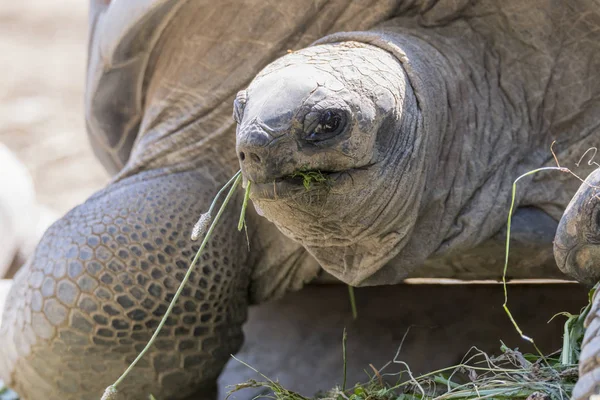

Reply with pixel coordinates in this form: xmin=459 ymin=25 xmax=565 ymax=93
xmin=226 ymin=295 xmax=592 ymax=400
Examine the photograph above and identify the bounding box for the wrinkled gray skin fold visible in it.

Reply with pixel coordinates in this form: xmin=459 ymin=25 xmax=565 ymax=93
xmin=2 ymin=0 xmax=600 ymax=399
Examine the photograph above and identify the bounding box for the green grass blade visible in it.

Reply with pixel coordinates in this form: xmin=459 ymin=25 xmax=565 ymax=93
xmin=238 ymin=180 xmax=252 ymax=231
xmin=348 ymin=285 xmax=357 ymax=320
xmin=503 ymin=167 xmax=565 ymax=358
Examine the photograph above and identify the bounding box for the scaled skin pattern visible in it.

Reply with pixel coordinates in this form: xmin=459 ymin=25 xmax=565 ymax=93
xmin=2 ymin=1 xmax=600 ymax=400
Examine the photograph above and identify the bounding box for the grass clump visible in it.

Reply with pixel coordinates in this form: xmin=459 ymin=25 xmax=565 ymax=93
xmin=227 ymin=296 xmax=593 ymax=400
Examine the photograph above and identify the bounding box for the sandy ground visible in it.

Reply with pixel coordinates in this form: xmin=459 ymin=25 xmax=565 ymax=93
xmin=0 ymin=0 xmax=108 ymax=216
xmin=0 ymin=2 xmax=592 ymax=400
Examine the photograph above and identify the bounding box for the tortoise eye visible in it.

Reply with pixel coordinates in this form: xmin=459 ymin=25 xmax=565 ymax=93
xmin=319 ymin=110 xmax=341 ymax=133
xmin=306 ymin=110 xmax=345 ymax=142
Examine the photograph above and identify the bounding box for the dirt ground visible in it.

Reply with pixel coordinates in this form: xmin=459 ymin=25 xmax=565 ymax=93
xmin=0 ymin=0 xmax=108 ymax=216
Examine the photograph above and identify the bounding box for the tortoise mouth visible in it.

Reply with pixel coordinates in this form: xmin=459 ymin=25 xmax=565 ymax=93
xmin=248 ymin=169 xmax=340 ymax=201
xmin=246 ymin=162 xmax=375 ymax=202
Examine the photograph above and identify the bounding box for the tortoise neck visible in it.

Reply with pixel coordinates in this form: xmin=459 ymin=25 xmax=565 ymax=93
xmin=315 ymin=26 xmax=525 ymax=284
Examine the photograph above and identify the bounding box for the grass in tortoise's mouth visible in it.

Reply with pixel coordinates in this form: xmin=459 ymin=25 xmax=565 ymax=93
xmin=250 ymin=162 xmax=376 ymax=196
xmin=287 ymin=170 xmax=331 ymax=190
xmin=247 ymin=169 xmax=339 ymax=201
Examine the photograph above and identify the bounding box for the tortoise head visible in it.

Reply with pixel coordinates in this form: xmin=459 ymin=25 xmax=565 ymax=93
xmin=235 ymin=41 xmax=424 ymax=284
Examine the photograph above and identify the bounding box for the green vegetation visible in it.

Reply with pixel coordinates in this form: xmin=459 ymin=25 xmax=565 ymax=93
xmin=291 ymin=170 xmax=329 ymax=190
xmin=227 ymin=286 xmax=593 ymax=399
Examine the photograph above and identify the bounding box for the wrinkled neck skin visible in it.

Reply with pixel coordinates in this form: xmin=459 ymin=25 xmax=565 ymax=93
xmin=297 ymin=32 xmax=448 ymax=286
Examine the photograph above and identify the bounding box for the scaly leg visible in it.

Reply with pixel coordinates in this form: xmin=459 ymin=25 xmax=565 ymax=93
xmin=0 ymin=168 xmax=249 ymax=400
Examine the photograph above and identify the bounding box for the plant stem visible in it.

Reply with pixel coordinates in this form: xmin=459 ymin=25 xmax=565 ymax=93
xmin=110 ymin=173 xmax=242 ymax=389
xmin=342 ymin=328 xmax=348 ymax=392
xmin=503 ymin=167 xmax=565 ymax=360
xmin=208 ymin=170 xmax=241 ymax=215
xmin=348 ymin=285 xmax=357 ymax=320
xmin=238 ymin=181 xmax=251 ymax=231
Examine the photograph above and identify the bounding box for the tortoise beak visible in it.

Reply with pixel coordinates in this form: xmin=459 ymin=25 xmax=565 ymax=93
xmin=237 ymin=126 xmax=271 ymax=183
xmin=236 ymin=123 xmax=297 ymax=184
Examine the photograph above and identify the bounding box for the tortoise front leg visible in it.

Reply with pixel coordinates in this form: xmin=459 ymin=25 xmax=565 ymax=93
xmin=554 ymin=168 xmax=600 ymax=399
xmin=0 ymin=168 xmax=249 ymax=400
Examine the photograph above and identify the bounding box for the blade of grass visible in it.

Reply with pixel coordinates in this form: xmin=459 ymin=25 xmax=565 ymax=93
xmin=107 ymin=172 xmax=242 ymax=393
xmin=503 ymin=167 xmax=566 ymax=360
xmin=342 ymin=328 xmax=348 ymax=392
xmin=348 ymin=285 xmax=357 ymax=320
xmin=238 ymin=180 xmax=251 ymax=231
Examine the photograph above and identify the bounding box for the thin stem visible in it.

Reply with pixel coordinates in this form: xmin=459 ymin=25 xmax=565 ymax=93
xmin=348 ymin=285 xmax=357 ymax=320
xmin=208 ymin=170 xmax=241 ymax=215
xmin=111 ymin=173 xmax=242 ymax=389
xmin=561 ymin=315 xmax=576 ymax=365
xmin=238 ymin=181 xmax=251 ymax=231
xmin=503 ymin=167 xmax=565 ymax=361
xmin=342 ymin=328 xmax=348 ymax=392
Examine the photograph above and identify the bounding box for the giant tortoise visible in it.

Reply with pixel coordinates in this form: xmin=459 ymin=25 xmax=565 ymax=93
xmin=2 ymin=0 xmax=600 ymax=399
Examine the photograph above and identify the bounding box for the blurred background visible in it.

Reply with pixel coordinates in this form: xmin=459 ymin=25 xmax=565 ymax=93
xmin=0 ymin=0 xmax=108 ymax=278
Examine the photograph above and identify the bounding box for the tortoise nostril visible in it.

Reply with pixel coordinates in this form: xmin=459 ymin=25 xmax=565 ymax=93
xmin=239 ymin=151 xmax=261 ymax=164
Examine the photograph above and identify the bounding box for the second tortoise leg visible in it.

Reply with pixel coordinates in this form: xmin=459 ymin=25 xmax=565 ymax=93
xmin=555 ymin=168 xmax=600 ymax=399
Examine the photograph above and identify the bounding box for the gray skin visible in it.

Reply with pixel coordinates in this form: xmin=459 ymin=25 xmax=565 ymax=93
xmin=2 ymin=1 xmax=600 ymax=399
